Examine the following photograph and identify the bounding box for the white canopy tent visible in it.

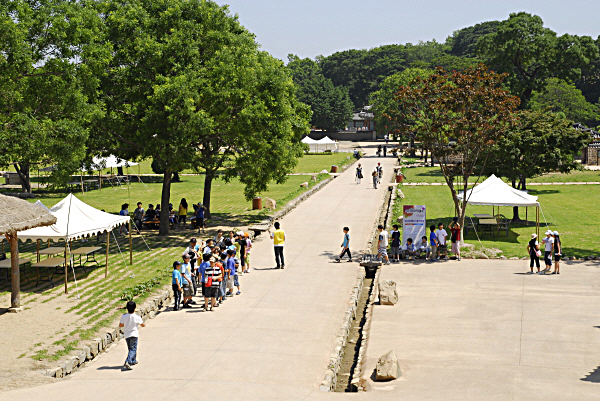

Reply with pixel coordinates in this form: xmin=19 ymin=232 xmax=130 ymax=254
xmin=33 ymin=200 xmax=49 ymax=211
xmin=301 ymin=136 xmax=338 ymax=153
xmin=19 ymin=195 xmax=131 ymax=291
xmin=84 ymin=155 xmax=139 ymax=171
xmin=457 ymin=174 xmax=541 ymax=237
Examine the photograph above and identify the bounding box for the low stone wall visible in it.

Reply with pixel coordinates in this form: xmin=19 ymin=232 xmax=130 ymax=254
xmin=43 ymin=287 xmax=174 ymax=379
xmin=319 ymin=268 xmax=365 ymax=391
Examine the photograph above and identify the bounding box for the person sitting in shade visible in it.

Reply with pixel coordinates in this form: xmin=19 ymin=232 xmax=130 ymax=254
xmin=402 ymin=238 xmax=418 ymax=260
xmin=417 ymin=236 xmax=431 ymax=260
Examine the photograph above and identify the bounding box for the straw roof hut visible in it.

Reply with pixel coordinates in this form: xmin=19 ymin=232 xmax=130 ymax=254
xmin=0 ymin=194 xmax=56 ymax=311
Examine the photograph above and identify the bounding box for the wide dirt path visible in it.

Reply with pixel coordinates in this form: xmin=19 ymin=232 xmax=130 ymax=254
xmin=4 ymin=146 xmax=397 ymax=401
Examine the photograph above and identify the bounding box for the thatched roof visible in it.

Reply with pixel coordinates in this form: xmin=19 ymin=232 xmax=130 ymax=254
xmin=0 ymin=194 xmax=57 ymax=235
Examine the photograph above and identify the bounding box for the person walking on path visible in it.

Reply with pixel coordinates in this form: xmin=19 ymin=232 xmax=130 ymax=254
xmin=377 ymin=224 xmax=390 ymax=265
xmin=172 ymin=262 xmax=183 ymax=311
xmin=336 ymin=227 xmax=352 ymax=262
xmin=449 ymin=217 xmax=461 ymax=261
xmin=377 ymin=145 xmax=382 ymax=157
xmin=541 ymin=230 xmax=554 ymax=273
xmin=429 ymin=225 xmax=439 ymax=261
xmin=383 ymin=145 xmax=387 ymax=157
xmin=270 ymin=222 xmax=286 ymax=269
xmin=527 ymin=233 xmax=541 ymax=274
xmin=435 ymin=222 xmax=448 ymax=260
xmin=372 ymin=168 xmax=379 ymax=189
xmin=377 ymin=163 xmax=383 ymax=184
xmin=355 ymin=163 xmax=363 ymax=184
xmin=119 ymin=300 xmax=145 ymax=370
xmin=552 ymin=231 xmax=562 ymax=274
xmin=180 ymin=254 xmax=195 ymax=308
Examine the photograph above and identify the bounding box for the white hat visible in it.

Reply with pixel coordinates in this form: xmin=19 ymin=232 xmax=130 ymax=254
xmin=545 ymin=230 xmax=553 ymax=235
xmin=237 ymin=230 xmax=244 ymax=236
xmin=553 ymin=231 xmax=559 ymax=236
xmin=531 ymin=233 xmax=537 ymax=238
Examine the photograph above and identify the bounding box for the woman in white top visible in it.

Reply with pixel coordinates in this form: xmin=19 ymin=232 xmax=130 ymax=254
xmin=541 ymin=230 xmax=554 ymax=273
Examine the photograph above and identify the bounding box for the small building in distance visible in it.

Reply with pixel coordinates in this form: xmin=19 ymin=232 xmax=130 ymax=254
xmin=346 ymin=105 xmax=375 ymax=132
xmin=574 ymin=123 xmax=600 ymax=165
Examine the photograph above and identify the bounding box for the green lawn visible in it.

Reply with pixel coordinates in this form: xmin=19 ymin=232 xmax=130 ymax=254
xmin=394 ymin=184 xmax=600 ymax=258
xmin=400 ymin=165 xmax=600 ymax=184
xmin=22 ymin=152 xmax=353 ymax=177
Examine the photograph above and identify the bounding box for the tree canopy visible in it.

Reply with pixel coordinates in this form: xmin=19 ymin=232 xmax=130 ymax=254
xmin=93 ymin=0 xmax=309 ymax=234
xmin=478 ymin=12 xmax=599 ymax=107
xmin=0 ymin=0 xmax=108 ymax=192
xmin=287 ymin=55 xmax=352 ymax=131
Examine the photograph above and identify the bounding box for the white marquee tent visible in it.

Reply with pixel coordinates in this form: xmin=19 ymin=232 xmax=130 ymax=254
xmin=84 ymin=155 xmax=139 ymax=171
xmin=457 ymin=174 xmax=539 ymax=207
xmin=457 ymin=174 xmax=541 ymax=237
xmin=19 ymin=195 xmax=131 ymax=290
xmin=301 ymin=136 xmax=338 ymax=153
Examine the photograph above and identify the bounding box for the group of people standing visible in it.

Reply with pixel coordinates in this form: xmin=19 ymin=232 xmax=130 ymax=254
xmin=171 ymin=230 xmax=252 ymax=311
xmin=527 ymin=230 xmax=562 ymax=274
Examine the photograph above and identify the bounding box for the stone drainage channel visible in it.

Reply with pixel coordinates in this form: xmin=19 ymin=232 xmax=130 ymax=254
xmin=328 ymin=180 xmax=397 ymax=393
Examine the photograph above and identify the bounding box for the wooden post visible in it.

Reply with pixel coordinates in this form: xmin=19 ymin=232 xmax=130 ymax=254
xmin=99 ymin=170 xmax=102 ymax=190
xmin=105 ymin=231 xmax=110 ymax=278
xmin=64 ymin=240 xmax=68 ymax=294
xmin=536 ymin=206 xmax=540 ymax=239
xmin=80 ymin=172 xmax=84 ymax=195
xmin=9 ymin=233 xmax=21 ymax=311
xmin=129 ymin=221 xmax=132 ymax=265
xmin=36 ymin=239 xmax=40 ymax=263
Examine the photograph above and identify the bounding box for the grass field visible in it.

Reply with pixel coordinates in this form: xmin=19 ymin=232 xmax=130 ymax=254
xmin=400 ymin=165 xmax=600 ymax=184
xmin=393 ymin=184 xmax=600 ymax=258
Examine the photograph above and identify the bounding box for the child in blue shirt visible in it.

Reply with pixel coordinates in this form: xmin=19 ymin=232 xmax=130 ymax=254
xmin=227 ymin=249 xmax=241 ymax=295
xmin=336 ymin=227 xmax=352 ymax=262
xmin=172 ymin=261 xmax=182 ymax=311
xmin=197 ymin=253 xmax=210 ymax=297
xmin=429 ymin=225 xmax=439 ymax=261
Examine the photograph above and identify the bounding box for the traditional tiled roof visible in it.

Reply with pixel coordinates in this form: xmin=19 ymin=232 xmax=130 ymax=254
xmin=573 ymin=123 xmax=600 ymax=140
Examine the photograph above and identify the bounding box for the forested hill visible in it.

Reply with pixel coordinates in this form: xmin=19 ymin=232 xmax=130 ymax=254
xmin=287 ymin=13 xmax=600 ymax=131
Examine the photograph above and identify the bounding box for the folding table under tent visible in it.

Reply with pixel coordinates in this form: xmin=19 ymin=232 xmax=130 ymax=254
xmin=457 ymin=174 xmax=541 ymax=237
xmin=18 ymin=194 xmax=132 ymax=293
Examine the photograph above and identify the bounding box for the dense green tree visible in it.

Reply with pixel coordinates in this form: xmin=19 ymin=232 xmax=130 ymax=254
xmin=446 ymin=20 xmax=500 ymax=58
xmin=383 ymin=65 xmax=520 ymax=236
xmin=94 ymin=0 xmax=309 ymax=234
xmin=530 ymin=78 xmax=600 ymax=126
xmin=287 ymin=55 xmax=352 ymax=131
xmin=576 ymin=36 xmax=600 ymax=108
xmin=0 ymin=0 xmax=108 ymax=192
xmin=478 ymin=12 xmax=599 ymax=107
xmin=483 ymin=110 xmax=590 ymax=220
xmin=194 ymin=51 xmax=310 ymax=217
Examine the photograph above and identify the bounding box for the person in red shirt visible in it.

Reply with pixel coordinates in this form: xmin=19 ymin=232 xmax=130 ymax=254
xmin=449 ymin=217 xmax=461 ymax=261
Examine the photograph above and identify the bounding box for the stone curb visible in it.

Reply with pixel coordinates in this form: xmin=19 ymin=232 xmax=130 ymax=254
xmin=42 ymin=287 xmax=174 ymax=379
xmin=352 ymin=265 xmax=381 ymax=391
xmin=319 ymin=267 xmax=365 ymax=392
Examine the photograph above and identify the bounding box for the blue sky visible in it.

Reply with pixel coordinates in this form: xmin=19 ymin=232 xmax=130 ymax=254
xmin=216 ymin=0 xmax=600 ymax=61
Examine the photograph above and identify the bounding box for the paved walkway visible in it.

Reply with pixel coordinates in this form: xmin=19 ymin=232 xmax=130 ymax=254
xmin=5 ymin=146 xmax=398 ymax=400
xmin=360 ymin=259 xmax=600 ymax=401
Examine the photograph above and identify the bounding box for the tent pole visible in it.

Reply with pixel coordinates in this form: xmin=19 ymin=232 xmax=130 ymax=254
xmin=105 ymin=231 xmax=110 ymax=278
xmin=9 ymin=233 xmax=21 ymax=311
xmin=129 ymin=221 xmax=132 ymax=265
xmin=80 ymin=171 xmax=84 ymax=195
xmin=526 ymin=207 xmax=528 ymax=224
xmin=536 ymin=206 xmax=540 ymax=239
xmin=64 ymin=240 xmax=68 ymax=294
xmin=36 ymin=239 xmax=40 ymax=263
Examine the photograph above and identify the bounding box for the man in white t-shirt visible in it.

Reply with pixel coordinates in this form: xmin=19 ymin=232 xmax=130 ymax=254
xmin=376 ymin=224 xmax=390 ymax=265
xmin=435 ymin=223 xmax=448 ymax=260
xmin=119 ymin=301 xmax=145 ymax=370
xmin=541 ymin=230 xmax=554 ymax=273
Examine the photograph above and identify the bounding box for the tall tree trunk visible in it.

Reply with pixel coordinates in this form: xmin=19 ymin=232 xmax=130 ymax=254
xmin=409 ymin=137 xmax=416 ymax=157
xmin=511 ymin=178 xmax=520 ymax=222
xmin=13 ymin=162 xmax=31 ymax=193
xmin=158 ymin=170 xmax=172 ymax=236
xmin=173 ymin=172 xmax=181 ymax=182
xmin=424 ymin=148 xmax=428 ymax=164
xmin=9 ymin=234 xmax=20 ymax=310
xmin=203 ymin=171 xmax=215 ymax=219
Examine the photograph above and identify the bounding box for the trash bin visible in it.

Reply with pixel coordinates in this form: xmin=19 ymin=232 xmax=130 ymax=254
xmin=331 ymin=165 xmax=338 ymax=173
xmin=395 ymin=174 xmax=404 ymax=183
xmin=252 ymin=197 xmax=262 ymax=210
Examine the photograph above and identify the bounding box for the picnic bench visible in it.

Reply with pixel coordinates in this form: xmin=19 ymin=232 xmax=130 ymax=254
xmin=38 ymin=246 xmax=64 ymax=262
xmin=142 ymin=219 xmax=160 ymax=229
xmin=478 ymin=218 xmax=498 ymax=236
xmin=71 ymin=246 xmax=102 ymax=272
xmin=0 ymin=258 xmax=32 ymax=283
xmin=32 ymin=257 xmax=65 ymax=287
